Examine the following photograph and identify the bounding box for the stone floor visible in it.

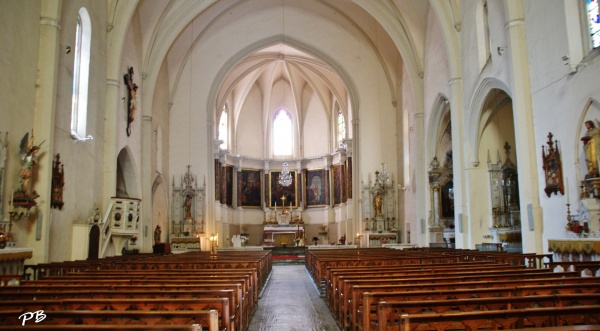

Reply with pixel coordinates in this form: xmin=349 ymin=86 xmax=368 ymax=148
xmin=248 ymin=265 xmax=341 ymax=331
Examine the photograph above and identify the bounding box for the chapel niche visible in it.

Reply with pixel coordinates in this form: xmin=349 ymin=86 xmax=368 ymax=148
xmin=170 ymin=165 xmax=206 ymax=242
xmin=487 ymin=142 xmax=522 ymax=251
xmin=428 ymin=150 xmax=455 ymax=247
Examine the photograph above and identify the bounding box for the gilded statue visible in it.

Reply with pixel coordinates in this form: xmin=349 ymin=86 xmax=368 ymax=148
xmin=581 ymin=120 xmax=600 ymax=177
xmin=374 ymin=192 xmax=383 ymax=217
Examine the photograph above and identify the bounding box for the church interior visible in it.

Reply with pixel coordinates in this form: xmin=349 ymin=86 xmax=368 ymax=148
xmin=1 ymin=0 xmax=600 ymax=329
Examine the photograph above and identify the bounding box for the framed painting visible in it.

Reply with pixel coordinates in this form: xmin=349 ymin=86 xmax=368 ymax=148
xmin=269 ymin=170 xmax=297 ymax=208
xmin=225 ymin=165 xmax=233 ymax=207
xmin=332 ymin=164 xmax=342 ymax=206
xmin=239 ymin=169 xmax=262 ymax=208
xmin=214 ymin=160 xmax=221 ymax=200
xmin=346 ymin=157 xmax=352 ymax=199
xmin=305 ymin=168 xmax=328 ymax=207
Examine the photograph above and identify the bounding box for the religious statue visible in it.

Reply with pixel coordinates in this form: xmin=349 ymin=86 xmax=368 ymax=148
xmin=51 ymin=153 xmax=65 ymax=210
xmin=124 ymin=67 xmax=138 ymax=136
xmin=154 ymin=225 xmax=161 ymax=243
xmin=581 ymin=120 xmax=600 ymax=177
xmin=374 ymin=192 xmax=383 ymax=217
xmin=183 ymin=195 xmax=192 ymax=219
xmin=18 ymin=131 xmax=44 ymax=193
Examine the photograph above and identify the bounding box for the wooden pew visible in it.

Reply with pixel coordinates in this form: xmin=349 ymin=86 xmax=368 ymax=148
xmin=334 ymin=268 xmax=559 ymax=322
xmin=0 ymin=297 xmax=231 ymax=331
xmin=375 ymin=294 xmax=600 ymax=331
xmin=0 ymin=325 xmax=203 ymax=331
xmin=358 ymin=282 xmax=600 ymax=331
xmin=395 ymin=305 xmax=600 ymax=331
xmin=0 ymin=309 xmax=219 ymax=330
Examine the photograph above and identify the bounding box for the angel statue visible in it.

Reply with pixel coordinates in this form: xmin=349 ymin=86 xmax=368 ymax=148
xmin=18 ymin=130 xmax=44 ymax=193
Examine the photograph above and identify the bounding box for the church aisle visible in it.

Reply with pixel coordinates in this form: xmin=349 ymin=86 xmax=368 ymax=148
xmin=248 ymin=265 xmax=341 ymax=331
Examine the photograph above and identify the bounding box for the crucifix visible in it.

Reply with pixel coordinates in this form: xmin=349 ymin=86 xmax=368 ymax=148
xmin=123 ymin=67 xmax=138 ymax=136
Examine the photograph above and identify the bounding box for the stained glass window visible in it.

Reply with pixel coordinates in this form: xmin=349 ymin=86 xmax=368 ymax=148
xmin=218 ymin=107 xmax=228 ymax=150
xmin=337 ymin=107 xmax=346 ymax=148
xmin=273 ymin=109 xmax=292 ymax=156
xmin=588 ymin=0 xmax=600 ymax=49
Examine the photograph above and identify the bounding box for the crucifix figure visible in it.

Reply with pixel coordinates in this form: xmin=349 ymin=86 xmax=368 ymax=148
xmin=123 ymin=67 xmax=138 ymax=136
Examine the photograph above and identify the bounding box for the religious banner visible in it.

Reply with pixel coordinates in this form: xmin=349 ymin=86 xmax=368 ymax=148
xmin=239 ymin=169 xmax=262 ymax=208
xmin=269 ymin=170 xmax=297 ymax=208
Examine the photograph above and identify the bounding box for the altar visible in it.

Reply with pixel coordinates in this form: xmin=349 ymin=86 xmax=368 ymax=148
xmin=548 ymin=238 xmax=600 ymax=261
xmin=0 ymin=247 xmax=32 ymax=284
xmin=263 ymin=226 xmax=304 ymax=247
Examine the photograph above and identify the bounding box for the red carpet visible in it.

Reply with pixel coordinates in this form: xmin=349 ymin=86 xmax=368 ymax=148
xmin=271 ymin=255 xmax=305 ymax=260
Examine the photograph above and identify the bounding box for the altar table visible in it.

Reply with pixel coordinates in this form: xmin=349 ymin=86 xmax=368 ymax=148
xmin=0 ymin=247 xmax=32 ymax=283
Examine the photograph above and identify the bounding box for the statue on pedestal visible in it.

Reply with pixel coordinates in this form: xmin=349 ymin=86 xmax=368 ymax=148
xmin=582 ymin=120 xmax=600 ymax=177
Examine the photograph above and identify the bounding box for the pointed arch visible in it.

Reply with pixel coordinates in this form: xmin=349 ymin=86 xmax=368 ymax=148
xmin=467 ymin=78 xmax=512 ymax=166
xmin=427 ymin=93 xmax=451 ymax=163
xmin=116 ymin=146 xmax=139 ymax=198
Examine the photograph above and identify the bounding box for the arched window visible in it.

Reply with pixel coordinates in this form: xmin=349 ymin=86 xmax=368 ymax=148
xmin=587 ymin=0 xmax=600 ymax=49
xmin=218 ymin=106 xmax=228 ymax=150
xmin=71 ymin=8 xmax=92 ymax=141
xmin=273 ymin=109 xmax=292 ymax=156
xmin=337 ymin=107 xmax=346 ymax=148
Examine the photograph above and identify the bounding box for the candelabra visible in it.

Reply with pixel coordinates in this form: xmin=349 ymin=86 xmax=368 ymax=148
xmin=565 ymin=203 xmax=572 ymax=231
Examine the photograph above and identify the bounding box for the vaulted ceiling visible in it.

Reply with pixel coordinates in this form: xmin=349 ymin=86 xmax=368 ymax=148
xmin=119 ymin=0 xmax=436 ymax=117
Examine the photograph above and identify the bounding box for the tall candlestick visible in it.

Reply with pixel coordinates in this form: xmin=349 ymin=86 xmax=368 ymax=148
xmin=566 ymin=177 xmax=570 ymax=204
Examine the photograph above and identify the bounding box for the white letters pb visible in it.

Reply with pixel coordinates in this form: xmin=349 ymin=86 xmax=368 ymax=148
xmin=19 ymin=310 xmax=46 ymax=326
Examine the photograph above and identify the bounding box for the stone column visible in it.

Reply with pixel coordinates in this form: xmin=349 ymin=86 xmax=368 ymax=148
xmin=29 ymin=0 xmax=61 ymax=264
xmin=504 ymin=1 xmax=543 ymax=254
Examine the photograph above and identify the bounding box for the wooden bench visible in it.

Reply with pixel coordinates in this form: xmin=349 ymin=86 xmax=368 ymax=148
xmin=0 ymin=309 xmax=219 ymax=330
xmin=345 ymin=273 xmax=596 ymax=330
xmin=357 ymin=282 xmax=600 ymax=331
xmin=0 ymin=325 xmax=203 ymax=331
xmin=334 ymin=268 xmax=559 ymax=322
xmin=395 ymin=305 xmax=600 ymax=331
xmin=375 ymin=294 xmax=600 ymax=331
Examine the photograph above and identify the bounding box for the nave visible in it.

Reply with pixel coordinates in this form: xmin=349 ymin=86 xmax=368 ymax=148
xmin=248 ymin=265 xmax=340 ymax=331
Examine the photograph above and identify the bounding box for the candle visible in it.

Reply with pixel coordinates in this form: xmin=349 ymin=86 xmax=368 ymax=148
xmin=275 ymin=201 xmax=277 ymax=212
xmin=566 ymin=177 xmax=570 ymax=204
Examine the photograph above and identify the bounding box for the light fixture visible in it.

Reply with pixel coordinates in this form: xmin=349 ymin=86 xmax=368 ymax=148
xmin=279 ymin=162 xmax=292 ymax=187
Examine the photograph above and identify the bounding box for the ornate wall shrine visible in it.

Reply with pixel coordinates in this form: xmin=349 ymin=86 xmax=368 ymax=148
xmin=170 ymin=166 xmax=206 ymax=250
xmin=486 ymin=143 xmax=522 ymax=252
xmin=361 ymin=163 xmax=398 ymax=247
